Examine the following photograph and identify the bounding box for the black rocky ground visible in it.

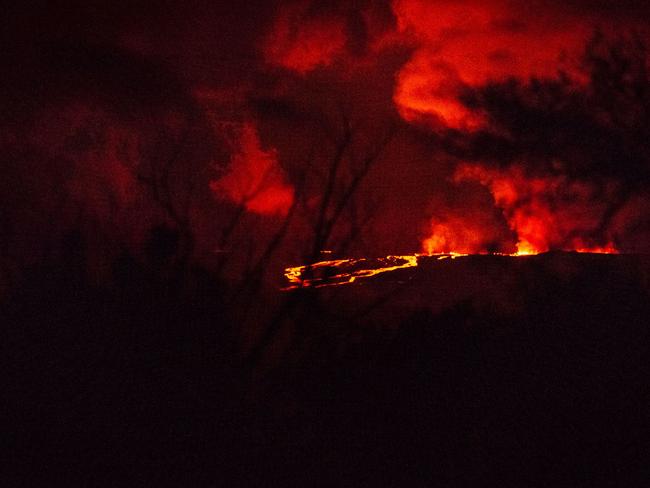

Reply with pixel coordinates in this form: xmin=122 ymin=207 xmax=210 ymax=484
xmin=4 ymin=252 xmax=650 ymax=486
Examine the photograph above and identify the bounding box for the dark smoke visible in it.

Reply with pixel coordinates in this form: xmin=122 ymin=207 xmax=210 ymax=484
xmin=446 ymin=32 xmax=650 ymax=252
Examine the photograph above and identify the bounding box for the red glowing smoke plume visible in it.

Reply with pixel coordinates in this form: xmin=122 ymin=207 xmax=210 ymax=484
xmin=422 ymin=163 xmax=620 ymax=255
xmin=210 ymin=122 xmax=294 ymax=216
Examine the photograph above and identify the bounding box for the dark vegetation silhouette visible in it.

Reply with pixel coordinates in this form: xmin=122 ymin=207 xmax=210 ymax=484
xmin=2 ymin=33 xmax=650 ymax=486
xmin=4 ymin=246 xmax=650 ymax=486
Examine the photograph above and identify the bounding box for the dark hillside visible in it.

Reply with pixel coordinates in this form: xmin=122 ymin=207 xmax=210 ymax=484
xmin=4 ymin=252 xmax=650 ymax=486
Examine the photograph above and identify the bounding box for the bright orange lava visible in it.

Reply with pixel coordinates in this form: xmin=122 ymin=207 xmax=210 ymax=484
xmin=283 ymin=247 xmax=619 ymax=289
xmin=283 ymin=255 xmax=420 ymax=289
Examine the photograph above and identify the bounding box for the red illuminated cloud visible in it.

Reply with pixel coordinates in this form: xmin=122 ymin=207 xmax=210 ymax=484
xmin=393 ymin=50 xmax=487 ymax=130
xmin=210 ymin=122 xmax=294 ymax=216
xmin=260 ymin=0 xmax=599 ymax=129
xmin=391 ymin=0 xmax=592 ymax=129
xmin=262 ymin=3 xmax=347 ymax=74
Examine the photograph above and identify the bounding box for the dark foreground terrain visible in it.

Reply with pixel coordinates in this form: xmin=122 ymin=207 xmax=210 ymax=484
xmin=3 ymin=251 xmax=650 ymax=486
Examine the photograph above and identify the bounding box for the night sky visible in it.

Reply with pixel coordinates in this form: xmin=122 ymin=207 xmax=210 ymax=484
xmin=3 ymin=0 xmax=650 ymax=279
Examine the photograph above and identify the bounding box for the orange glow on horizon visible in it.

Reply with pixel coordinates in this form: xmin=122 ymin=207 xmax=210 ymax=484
xmin=574 ymin=243 xmax=619 ymax=254
xmin=419 ymin=163 xmax=621 ymax=257
xmin=282 ymin=246 xmax=620 ymax=289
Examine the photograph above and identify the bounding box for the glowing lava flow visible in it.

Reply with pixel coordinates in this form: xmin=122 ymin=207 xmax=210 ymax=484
xmin=511 ymin=240 xmax=619 ymax=256
xmin=282 ymin=253 xmax=473 ymax=290
xmin=283 ymin=255 xmax=420 ymax=290
xmin=283 ymin=247 xmax=618 ymax=290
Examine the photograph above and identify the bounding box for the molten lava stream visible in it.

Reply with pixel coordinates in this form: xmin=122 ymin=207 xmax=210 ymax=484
xmin=282 ymin=253 xmax=471 ymax=290
xmin=282 ymin=244 xmax=619 ymax=290
xmin=283 ymin=255 xmax=420 ymax=290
